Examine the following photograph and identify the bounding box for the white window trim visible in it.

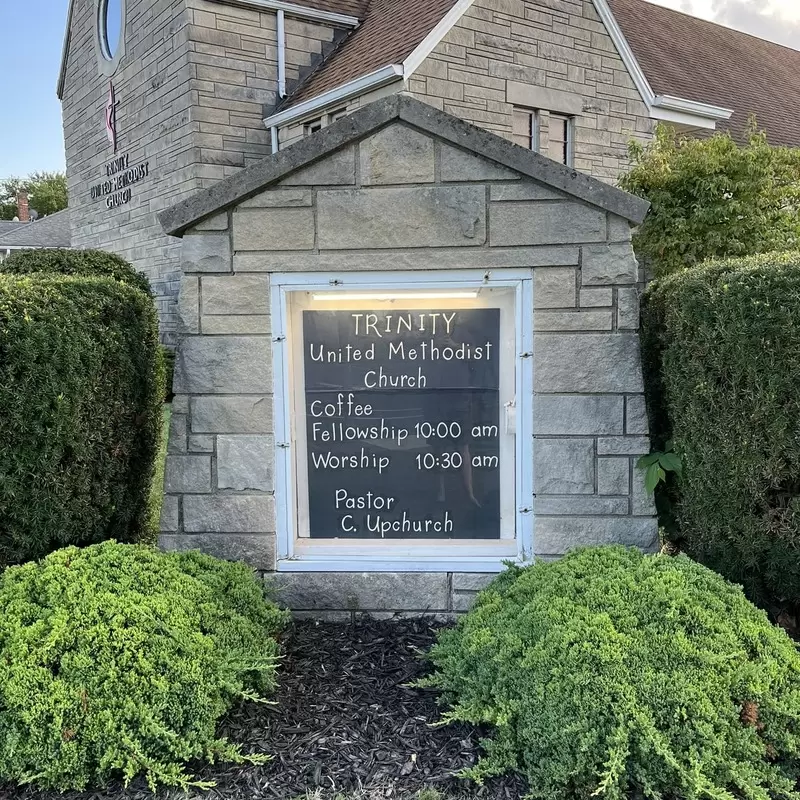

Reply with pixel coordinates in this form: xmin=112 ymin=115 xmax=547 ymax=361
xmin=514 ymin=108 xmax=574 ymax=168
xmin=303 ymin=108 xmax=348 ymax=137
xmin=530 ymin=110 xmax=539 ymax=152
xmin=95 ymin=0 xmax=126 ymax=76
xmin=271 ymin=269 xmax=534 ymax=573
xmin=547 ymin=112 xmax=575 ymax=169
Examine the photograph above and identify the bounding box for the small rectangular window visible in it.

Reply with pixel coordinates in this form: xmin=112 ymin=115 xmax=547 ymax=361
xmin=512 ymin=107 xmax=574 ymax=167
xmin=303 ymin=118 xmax=323 ymax=137
xmin=328 ymin=108 xmax=348 ymax=123
xmin=547 ymin=113 xmax=573 ymax=167
xmin=512 ymin=108 xmax=535 ymax=150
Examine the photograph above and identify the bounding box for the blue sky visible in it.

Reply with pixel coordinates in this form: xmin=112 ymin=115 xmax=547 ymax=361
xmin=0 ymin=3 xmax=70 ymax=179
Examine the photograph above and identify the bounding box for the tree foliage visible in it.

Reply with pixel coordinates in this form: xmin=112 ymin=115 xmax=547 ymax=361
xmin=620 ymin=123 xmax=800 ymax=277
xmin=422 ymin=547 xmax=800 ymax=800
xmin=0 ymin=172 xmax=68 ymax=220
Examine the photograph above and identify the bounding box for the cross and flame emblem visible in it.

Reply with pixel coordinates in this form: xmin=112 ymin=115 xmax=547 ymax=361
xmin=105 ymin=82 xmax=119 ymax=152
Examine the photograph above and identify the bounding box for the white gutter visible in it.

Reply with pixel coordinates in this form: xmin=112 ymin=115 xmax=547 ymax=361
xmin=271 ymin=126 xmax=279 ymax=154
xmin=217 ymin=0 xmax=359 ymax=27
xmin=652 ymin=94 xmax=733 ymax=120
xmin=277 ymin=9 xmax=287 ymax=99
xmin=591 ymin=0 xmax=734 ymax=130
xmin=264 ymin=64 xmax=404 ymax=130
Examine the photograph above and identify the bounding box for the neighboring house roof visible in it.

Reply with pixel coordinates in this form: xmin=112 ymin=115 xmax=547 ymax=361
xmin=283 ymin=0 xmax=460 ymax=108
xmin=0 ymin=209 xmax=72 ymax=250
xmin=160 ymin=94 xmax=649 ymax=237
xmin=608 ymin=0 xmax=800 ymax=147
xmin=0 ymin=221 xmax=24 ymax=235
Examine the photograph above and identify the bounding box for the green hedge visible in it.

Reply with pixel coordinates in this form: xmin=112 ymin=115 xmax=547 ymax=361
xmin=0 ymin=273 xmax=163 ymax=566
xmin=641 ymin=251 xmax=800 ymax=605
xmin=422 ymin=547 xmax=800 ymax=800
xmin=0 ymin=542 xmax=288 ymax=790
xmin=0 ymin=247 xmax=151 ymax=296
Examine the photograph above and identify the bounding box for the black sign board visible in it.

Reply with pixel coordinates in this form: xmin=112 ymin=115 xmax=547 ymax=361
xmin=302 ymin=308 xmax=502 ymax=540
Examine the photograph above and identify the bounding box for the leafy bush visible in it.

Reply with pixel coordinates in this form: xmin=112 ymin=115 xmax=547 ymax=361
xmin=641 ymin=251 xmax=800 ymax=605
xmin=422 ymin=547 xmax=800 ymax=800
xmin=1 ymin=247 xmax=151 ymax=296
xmin=0 ymin=273 xmax=164 ymax=566
xmin=0 ymin=541 xmax=288 ymax=791
xmin=620 ymin=124 xmax=800 ymax=277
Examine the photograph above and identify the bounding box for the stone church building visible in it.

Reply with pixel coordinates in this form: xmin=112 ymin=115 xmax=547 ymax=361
xmin=57 ymin=0 xmax=797 ymax=343
xmin=55 ymin=0 xmax=799 ymax=612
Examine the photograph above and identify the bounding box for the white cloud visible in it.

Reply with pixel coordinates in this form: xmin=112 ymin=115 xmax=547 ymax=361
xmin=646 ymin=0 xmax=800 ymax=49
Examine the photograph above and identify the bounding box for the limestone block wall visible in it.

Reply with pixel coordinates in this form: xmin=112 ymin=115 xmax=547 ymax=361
xmin=160 ymin=119 xmax=656 ymax=615
xmin=408 ymin=0 xmax=654 ymax=183
xmin=186 ymin=0 xmax=344 ymax=180
xmin=62 ymin=0 xmax=346 ymax=343
xmin=62 ymin=0 xmax=196 ymax=345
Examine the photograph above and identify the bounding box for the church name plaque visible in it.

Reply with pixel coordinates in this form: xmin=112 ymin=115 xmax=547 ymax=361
xmin=90 ymin=152 xmax=150 ymax=210
xmin=303 ymin=308 xmax=501 ymax=540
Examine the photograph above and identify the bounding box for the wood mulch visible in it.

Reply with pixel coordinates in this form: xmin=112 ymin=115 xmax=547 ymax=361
xmin=5 ymin=618 xmax=525 ymax=800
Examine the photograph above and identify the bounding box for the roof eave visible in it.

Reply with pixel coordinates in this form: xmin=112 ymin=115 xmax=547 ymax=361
xmin=163 ymin=94 xmax=649 ymax=237
xmin=591 ymin=0 xmax=735 ymax=131
xmin=263 ymin=64 xmax=405 ymax=128
xmin=56 ymin=0 xmax=76 ymax=100
xmin=652 ymin=94 xmax=734 ymax=121
xmin=214 ymin=0 xmax=360 ymax=27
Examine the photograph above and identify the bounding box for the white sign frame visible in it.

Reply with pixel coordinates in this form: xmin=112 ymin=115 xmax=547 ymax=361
xmin=271 ymin=269 xmax=534 ymax=573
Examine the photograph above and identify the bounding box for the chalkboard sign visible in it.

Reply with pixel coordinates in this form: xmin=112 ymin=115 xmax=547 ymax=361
xmin=302 ymin=308 xmax=501 ymax=539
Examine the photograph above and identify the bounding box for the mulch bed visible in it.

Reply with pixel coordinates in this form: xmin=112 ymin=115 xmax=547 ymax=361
xmin=6 ymin=618 xmax=526 ymax=800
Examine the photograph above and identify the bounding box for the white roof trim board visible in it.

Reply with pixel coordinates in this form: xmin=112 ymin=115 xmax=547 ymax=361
xmin=401 ymin=0 xmax=477 ymax=76
xmin=264 ymin=64 xmax=405 ymax=128
xmin=214 ymin=0 xmax=360 ymax=27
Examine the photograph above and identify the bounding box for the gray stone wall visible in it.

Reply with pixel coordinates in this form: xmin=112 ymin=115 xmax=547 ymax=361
xmin=62 ymin=0 xmax=196 ymax=345
xmin=62 ymin=0 xmax=345 ymax=343
xmin=186 ymin=0 xmax=343 ymax=179
xmin=409 ymin=0 xmax=654 ymax=183
xmin=161 ymin=118 xmax=657 ymax=614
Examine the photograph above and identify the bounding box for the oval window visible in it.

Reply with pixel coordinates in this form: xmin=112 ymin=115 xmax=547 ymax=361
xmin=100 ymin=0 xmax=123 ymax=60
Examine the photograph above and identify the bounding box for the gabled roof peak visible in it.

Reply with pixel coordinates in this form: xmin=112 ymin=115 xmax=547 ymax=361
xmin=160 ymin=94 xmax=649 ymax=236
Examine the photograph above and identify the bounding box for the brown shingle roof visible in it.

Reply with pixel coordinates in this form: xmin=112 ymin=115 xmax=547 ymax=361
xmin=608 ymin=0 xmax=800 ymax=147
xmin=295 ymin=0 xmax=370 ymax=17
xmin=284 ymin=0 xmax=458 ymax=108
